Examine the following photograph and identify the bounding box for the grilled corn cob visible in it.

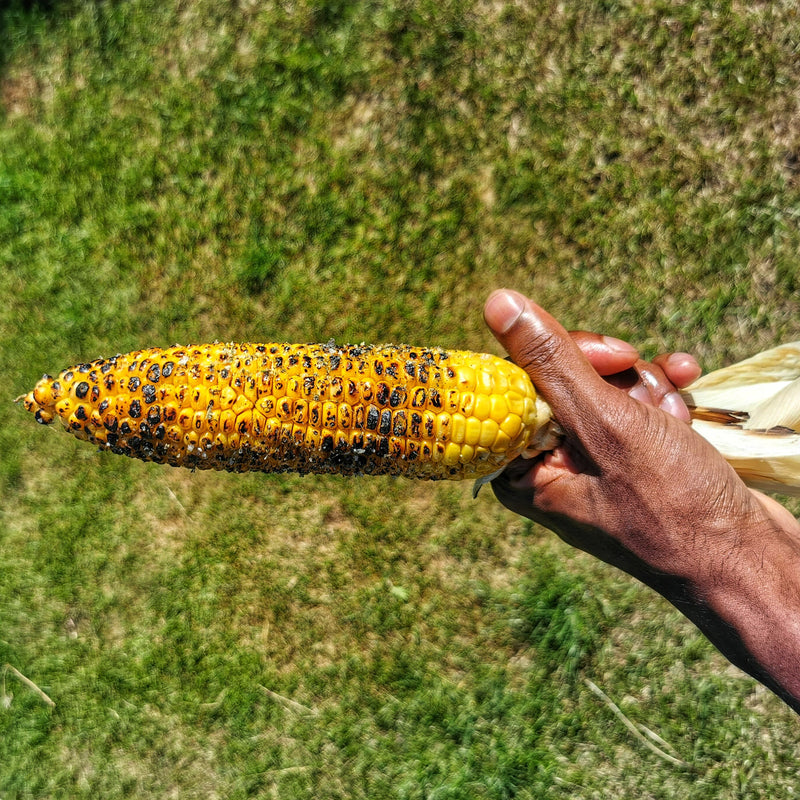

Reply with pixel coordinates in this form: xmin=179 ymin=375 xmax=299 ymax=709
xmin=22 ymin=339 xmax=800 ymax=494
xmin=20 ymin=342 xmax=555 ymax=480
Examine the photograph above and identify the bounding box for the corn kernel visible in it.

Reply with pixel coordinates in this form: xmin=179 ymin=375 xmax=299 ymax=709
xmin=320 ymin=401 xmax=336 ymax=428
xmin=220 ymin=409 xmax=236 ymax=434
xmin=250 ymin=409 xmax=265 ymax=435
xmin=455 ymin=366 xmax=476 ymax=392
xmin=293 ymin=400 xmax=308 ymax=424
xmin=444 ymin=389 xmax=460 ymax=413
xmin=475 ymin=369 xmax=493 ymax=395
xmin=198 ymin=431 xmax=214 ymax=451
xmin=444 ymin=442 xmax=462 ymax=465
xmin=435 ymin=413 xmax=451 ymax=442
xmin=464 ymin=416 xmax=482 ymax=447
xmin=276 ymin=397 xmax=294 ymax=421
xmin=177 ymin=407 xmax=194 ymax=430
xmin=489 ymin=394 xmax=508 ymax=423
xmin=500 ymin=414 xmax=522 ymax=439
xmin=479 ymin=419 xmax=500 ymax=448
xmin=304 ymin=425 xmax=321 ymax=450
xmin=232 ymin=394 xmax=253 ymax=416
xmin=166 ymin=425 xmax=183 ymax=443
xmin=220 ymin=385 xmax=238 ymax=409
xmin=55 ymin=398 xmax=72 ymax=416
xmin=492 ymin=429 xmax=511 ymax=454
xmin=490 ymin=369 xmax=508 ymax=395
xmin=451 ymin=413 xmax=467 ymax=444
xmin=191 ymin=385 xmax=209 ymax=410
xmin=509 ymin=371 xmax=533 ymax=397
xmin=473 ymin=394 xmax=492 ymax=421
xmin=522 ymin=396 xmax=537 ymax=425
xmin=506 ymin=392 xmax=525 ymax=417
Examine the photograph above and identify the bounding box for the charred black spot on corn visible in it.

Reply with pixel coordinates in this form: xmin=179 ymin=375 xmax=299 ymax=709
xmin=19 ymin=342 xmax=543 ymax=480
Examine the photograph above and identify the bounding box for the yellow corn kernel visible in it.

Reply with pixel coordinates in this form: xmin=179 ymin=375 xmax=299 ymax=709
xmin=459 ymin=444 xmax=475 ymax=463
xmin=55 ymin=398 xmax=72 ymax=417
xmin=464 ymin=417 xmax=482 ymax=447
xmin=500 ymin=414 xmax=522 ymax=440
xmin=19 ymin=342 xmax=546 ymax=480
xmin=506 ymin=392 xmax=525 ymax=418
xmin=491 ymin=430 xmax=512 ymax=454
xmin=475 ymin=369 xmax=493 ymax=396
xmin=490 ymin=394 xmax=508 ymax=422
xmin=473 ymin=394 xmax=492 ymax=421
xmin=435 ymin=413 xmax=452 ymax=443
xmin=176 ymin=406 xmax=194 ymax=430
xmin=443 ymin=442 xmax=462 ymax=466
xmin=451 ymin=413 xmax=467 ymax=444
xmin=479 ymin=419 xmax=500 ymax=448
xmin=489 ymin=369 xmax=508 ymax=396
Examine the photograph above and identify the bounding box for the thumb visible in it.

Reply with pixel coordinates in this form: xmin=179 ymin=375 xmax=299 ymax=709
xmin=483 ymin=289 xmax=620 ymax=439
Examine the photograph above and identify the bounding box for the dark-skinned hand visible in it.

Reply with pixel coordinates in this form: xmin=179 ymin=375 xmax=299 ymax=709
xmin=483 ymin=289 xmax=800 ymax=713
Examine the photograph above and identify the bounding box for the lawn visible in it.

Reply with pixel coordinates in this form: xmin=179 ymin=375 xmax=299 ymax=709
xmin=1 ymin=0 xmax=799 ymax=797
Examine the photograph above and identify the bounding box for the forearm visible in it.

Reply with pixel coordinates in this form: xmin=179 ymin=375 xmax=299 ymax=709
xmin=684 ymin=524 xmax=800 ymax=712
xmin=574 ymin=505 xmax=800 ymax=712
xmin=615 ymin=511 xmax=800 ymax=714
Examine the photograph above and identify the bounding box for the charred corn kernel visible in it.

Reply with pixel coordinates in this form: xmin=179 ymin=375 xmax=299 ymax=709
xmin=455 ymin=366 xmax=476 ymax=392
xmin=459 ymin=392 xmax=475 ymax=416
xmin=177 ymin=406 xmax=194 ymax=430
xmin=435 ymin=413 xmax=451 ymax=442
xmin=444 ymin=390 xmax=460 ymax=413
xmin=20 ymin=342 xmax=546 ymax=480
xmin=220 ymin=385 xmax=238 ymax=409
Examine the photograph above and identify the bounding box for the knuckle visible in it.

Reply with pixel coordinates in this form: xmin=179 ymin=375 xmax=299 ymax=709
xmin=513 ymin=328 xmax=563 ymax=373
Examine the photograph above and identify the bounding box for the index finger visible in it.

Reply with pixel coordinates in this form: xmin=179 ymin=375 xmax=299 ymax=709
xmin=570 ymin=331 xmax=640 ymax=376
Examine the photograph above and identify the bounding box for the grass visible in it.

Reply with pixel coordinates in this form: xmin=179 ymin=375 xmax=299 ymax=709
xmin=2 ymin=0 xmax=800 ymax=796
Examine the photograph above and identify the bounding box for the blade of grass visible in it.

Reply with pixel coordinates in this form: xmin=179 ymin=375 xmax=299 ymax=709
xmin=584 ymin=678 xmax=688 ymax=768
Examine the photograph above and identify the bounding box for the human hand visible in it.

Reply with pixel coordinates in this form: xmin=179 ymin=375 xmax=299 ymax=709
xmin=483 ymin=289 xmax=767 ymax=581
xmin=483 ymin=289 xmax=800 ymax=711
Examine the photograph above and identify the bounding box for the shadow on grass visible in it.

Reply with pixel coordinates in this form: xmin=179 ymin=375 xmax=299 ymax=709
xmin=0 ymin=0 xmax=60 ymax=77
xmin=0 ymin=0 xmax=123 ymax=76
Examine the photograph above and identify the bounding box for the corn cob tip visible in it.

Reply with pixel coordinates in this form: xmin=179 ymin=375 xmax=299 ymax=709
xmin=20 ymin=342 xmax=545 ymax=481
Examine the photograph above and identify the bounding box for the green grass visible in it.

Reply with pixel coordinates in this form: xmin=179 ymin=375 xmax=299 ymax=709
xmin=2 ymin=0 xmax=800 ymax=796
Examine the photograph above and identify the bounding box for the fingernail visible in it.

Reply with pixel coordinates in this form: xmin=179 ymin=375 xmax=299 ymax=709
xmin=484 ymin=290 xmax=525 ymax=334
xmin=661 ymin=390 xmax=690 ymax=422
xmin=600 ymin=335 xmax=638 ymax=357
xmin=629 ymin=384 xmax=651 ymax=404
